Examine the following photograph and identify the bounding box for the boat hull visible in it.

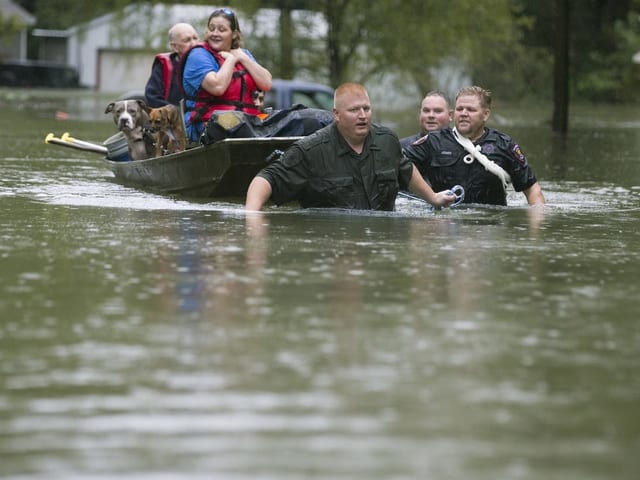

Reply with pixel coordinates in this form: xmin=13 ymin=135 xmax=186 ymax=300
xmin=102 ymin=137 xmax=302 ymax=198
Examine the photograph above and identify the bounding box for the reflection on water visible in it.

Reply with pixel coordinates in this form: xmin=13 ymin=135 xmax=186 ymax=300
xmin=1 ymin=92 xmax=639 ymax=479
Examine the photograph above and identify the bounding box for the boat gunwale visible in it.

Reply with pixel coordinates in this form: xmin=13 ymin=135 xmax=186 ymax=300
xmin=102 ymin=136 xmax=304 ymax=166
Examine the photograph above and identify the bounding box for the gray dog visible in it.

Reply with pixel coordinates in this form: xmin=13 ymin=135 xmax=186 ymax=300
xmin=105 ymin=100 xmax=154 ymax=160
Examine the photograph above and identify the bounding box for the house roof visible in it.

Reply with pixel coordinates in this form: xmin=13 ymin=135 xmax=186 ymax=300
xmin=0 ymin=0 xmax=36 ymax=26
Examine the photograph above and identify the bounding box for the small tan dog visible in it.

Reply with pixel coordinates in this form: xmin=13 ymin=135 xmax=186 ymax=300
xmin=148 ymin=104 xmax=186 ymax=156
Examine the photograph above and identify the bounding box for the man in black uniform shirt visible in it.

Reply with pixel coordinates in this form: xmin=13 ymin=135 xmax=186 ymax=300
xmin=404 ymin=86 xmax=545 ymax=206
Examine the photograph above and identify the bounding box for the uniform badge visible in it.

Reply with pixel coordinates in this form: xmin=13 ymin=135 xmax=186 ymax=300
xmin=481 ymin=144 xmax=495 ymax=154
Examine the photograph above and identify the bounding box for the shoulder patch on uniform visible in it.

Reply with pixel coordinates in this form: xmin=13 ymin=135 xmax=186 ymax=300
xmin=511 ymin=144 xmax=526 ymax=164
xmin=281 ymin=145 xmax=303 ymax=168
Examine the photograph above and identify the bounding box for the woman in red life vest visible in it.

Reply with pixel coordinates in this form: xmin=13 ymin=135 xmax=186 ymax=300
xmin=181 ymin=8 xmax=272 ymax=143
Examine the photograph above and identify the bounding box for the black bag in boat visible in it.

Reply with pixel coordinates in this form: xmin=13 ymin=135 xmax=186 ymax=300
xmin=200 ymin=104 xmax=334 ymax=145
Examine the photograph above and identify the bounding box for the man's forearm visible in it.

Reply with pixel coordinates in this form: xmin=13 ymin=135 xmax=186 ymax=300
xmin=245 ymin=176 xmax=273 ymax=211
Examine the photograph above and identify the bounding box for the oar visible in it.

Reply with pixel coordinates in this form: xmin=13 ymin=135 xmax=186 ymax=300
xmin=61 ymin=132 xmax=109 ymax=154
xmin=44 ymin=133 xmax=108 ymax=155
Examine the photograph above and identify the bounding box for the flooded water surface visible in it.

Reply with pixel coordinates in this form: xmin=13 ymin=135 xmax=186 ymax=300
xmin=1 ymin=89 xmax=639 ymax=479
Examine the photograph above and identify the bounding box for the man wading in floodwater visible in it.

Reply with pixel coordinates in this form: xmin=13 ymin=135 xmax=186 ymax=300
xmin=245 ymin=82 xmax=457 ymax=211
xmin=404 ymin=86 xmax=545 ymax=206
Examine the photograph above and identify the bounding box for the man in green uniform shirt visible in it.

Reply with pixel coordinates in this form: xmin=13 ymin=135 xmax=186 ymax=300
xmin=245 ymin=82 xmax=456 ymax=211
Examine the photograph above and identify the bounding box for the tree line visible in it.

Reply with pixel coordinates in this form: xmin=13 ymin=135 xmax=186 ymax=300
xmin=12 ymin=0 xmax=640 ymax=108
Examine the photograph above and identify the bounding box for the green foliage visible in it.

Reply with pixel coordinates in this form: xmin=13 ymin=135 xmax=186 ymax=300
xmin=245 ymin=8 xmax=331 ymax=82
xmin=0 ymin=13 xmax=26 ymax=49
xmin=305 ymin=0 xmax=547 ymax=103
xmin=472 ymin=44 xmax=554 ymax=102
xmin=467 ymin=1 xmax=549 ymax=101
xmin=12 ymin=0 xmax=640 ymax=104
xmin=576 ymin=11 xmax=640 ymax=102
xmin=16 ymin=0 xmax=126 ymax=29
xmin=515 ymin=0 xmax=640 ymax=104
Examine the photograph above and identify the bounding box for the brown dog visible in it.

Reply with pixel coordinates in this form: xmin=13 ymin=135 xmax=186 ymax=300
xmin=148 ymin=104 xmax=186 ymax=157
